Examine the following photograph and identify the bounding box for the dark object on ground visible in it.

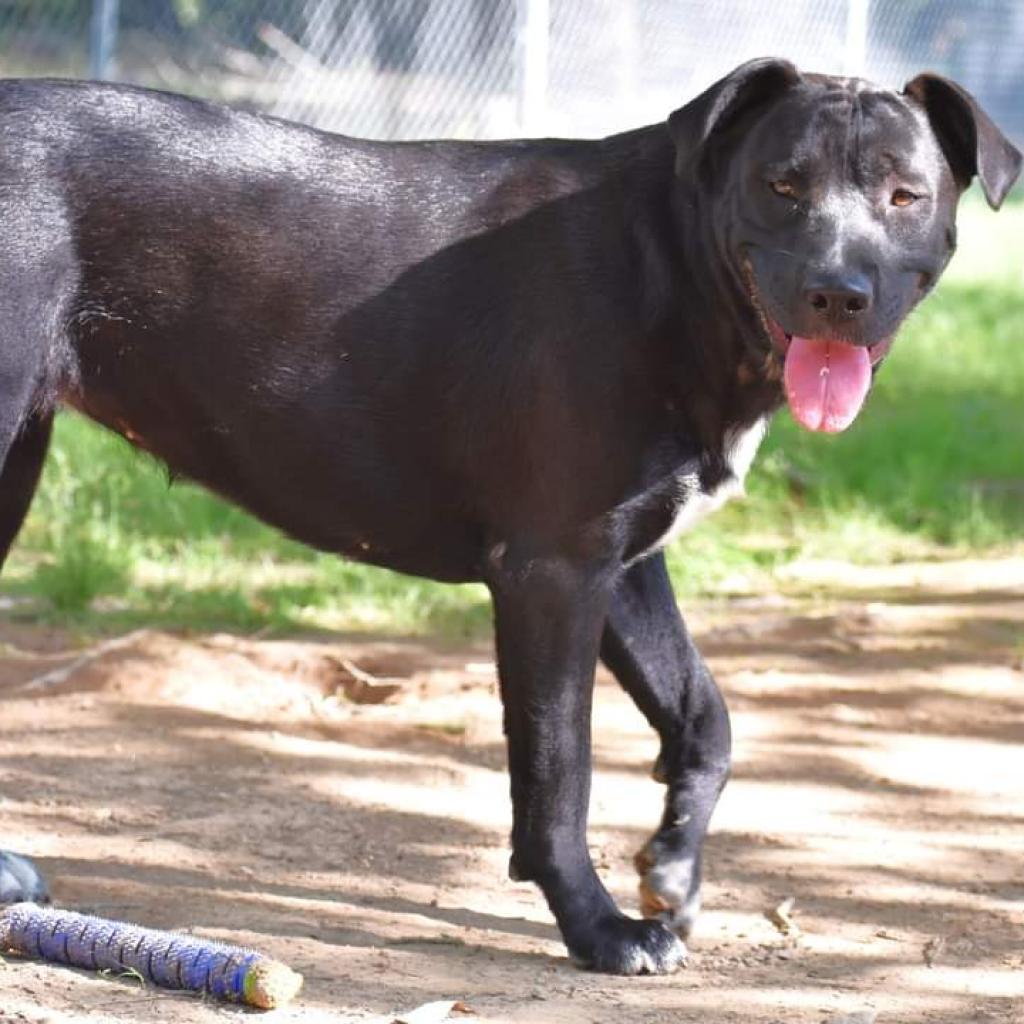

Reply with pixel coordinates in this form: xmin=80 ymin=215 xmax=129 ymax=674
xmin=0 ymin=852 xmax=48 ymax=905
xmin=0 ymin=59 xmax=1017 ymax=973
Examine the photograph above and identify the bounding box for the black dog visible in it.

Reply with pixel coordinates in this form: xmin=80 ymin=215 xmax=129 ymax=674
xmin=0 ymin=59 xmax=1018 ymax=974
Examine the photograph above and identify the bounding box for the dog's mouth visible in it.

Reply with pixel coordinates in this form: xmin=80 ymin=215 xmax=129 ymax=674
xmin=741 ymin=259 xmax=894 ymax=434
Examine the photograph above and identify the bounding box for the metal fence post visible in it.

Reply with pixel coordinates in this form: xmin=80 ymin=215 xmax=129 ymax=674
xmin=89 ymin=0 xmax=120 ymax=81
xmin=843 ymin=0 xmax=869 ymax=77
xmin=518 ymin=0 xmax=549 ymax=135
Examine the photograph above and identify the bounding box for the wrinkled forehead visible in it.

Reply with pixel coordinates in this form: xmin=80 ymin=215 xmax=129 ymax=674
xmin=745 ymin=78 xmax=943 ymax=184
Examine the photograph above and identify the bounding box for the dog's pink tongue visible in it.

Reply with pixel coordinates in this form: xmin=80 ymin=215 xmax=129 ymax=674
xmin=784 ymin=337 xmax=871 ymax=433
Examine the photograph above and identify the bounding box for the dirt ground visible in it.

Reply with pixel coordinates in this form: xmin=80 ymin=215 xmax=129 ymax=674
xmin=1 ymin=557 xmax=1022 ymax=1024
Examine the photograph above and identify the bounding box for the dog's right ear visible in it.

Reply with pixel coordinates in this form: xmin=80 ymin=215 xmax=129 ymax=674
xmin=668 ymin=58 xmax=801 ymax=180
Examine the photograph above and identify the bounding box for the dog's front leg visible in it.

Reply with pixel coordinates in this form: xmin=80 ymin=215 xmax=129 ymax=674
xmin=601 ymin=552 xmax=731 ymax=939
xmin=488 ymin=553 xmax=687 ymax=974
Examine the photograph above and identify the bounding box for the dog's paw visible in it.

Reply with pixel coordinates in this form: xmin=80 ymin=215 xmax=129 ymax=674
xmin=569 ymin=915 xmax=687 ymax=975
xmin=634 ymin=835 xmax=701 ymax=939
xmin=0 ymin=851 xmax=49 ymax=904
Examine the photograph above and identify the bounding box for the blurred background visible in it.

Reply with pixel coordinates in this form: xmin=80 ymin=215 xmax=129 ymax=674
xmin=2 ymin=0 xmax=1023 ymax=143
xmin=0 ymin=0 xmax=1021 ymax=633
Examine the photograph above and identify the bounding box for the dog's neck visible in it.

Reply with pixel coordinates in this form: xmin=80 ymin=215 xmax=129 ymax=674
xmin=625 ymin=138 xmax=785 ymax=454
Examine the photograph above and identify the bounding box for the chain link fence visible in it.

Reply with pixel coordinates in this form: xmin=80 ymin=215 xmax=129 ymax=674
xmin=0 ymin=1 xmax=1021 ymax=148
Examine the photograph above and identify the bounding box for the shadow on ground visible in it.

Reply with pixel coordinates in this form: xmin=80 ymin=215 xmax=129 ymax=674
xmin=1 ymin=559 xmax=1022 ymax=1023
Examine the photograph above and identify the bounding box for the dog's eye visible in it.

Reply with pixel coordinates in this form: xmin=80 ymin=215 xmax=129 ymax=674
xmin=891 ymin=189 xmax=918 ymax=207
xmin=769 ymin=179 xmax=796 ymax=199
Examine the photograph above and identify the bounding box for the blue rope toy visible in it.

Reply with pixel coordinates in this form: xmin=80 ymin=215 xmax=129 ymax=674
xmin=0 ymin=901 xmax=303 ymax=1009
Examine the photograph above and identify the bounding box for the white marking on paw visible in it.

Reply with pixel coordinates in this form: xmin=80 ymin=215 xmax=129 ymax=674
xmin=648 ymin=854 xmax=694 ymax=899
xmin=630 ymin=933 xmax=688 ymax=975
xmin=643 ymin=854 xmax=701 ymax=934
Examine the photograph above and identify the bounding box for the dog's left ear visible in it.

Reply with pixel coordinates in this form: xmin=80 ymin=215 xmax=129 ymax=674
xmin=668 ymin=57 xmax=801 ymax=181
xmin=904 ymin=73 xmax=1022 ymax=210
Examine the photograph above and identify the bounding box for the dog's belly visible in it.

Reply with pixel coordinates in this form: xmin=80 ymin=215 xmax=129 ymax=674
xmin=67 ymin=377 xmax=487 ymax=583
xmin=645 ymin=417 xmax=768 ymax=556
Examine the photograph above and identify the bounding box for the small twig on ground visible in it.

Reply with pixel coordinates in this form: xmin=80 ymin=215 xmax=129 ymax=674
xmin=337 ymin=657 xmax=385 ymax=687
xmin=765 ymin=896 xmax=801 ymax=937
xmin=391 ymin=1001 xmax=471 ymax=1024
xmin=923 ymin=935 xmax=945 ymax=967
xmin=330 ymin=656 xmax=405 ymax=704
xmin=0 ymin=643 xmax=88 ymax=662
xmin=17 ymin=630 xmax=150 ymax=693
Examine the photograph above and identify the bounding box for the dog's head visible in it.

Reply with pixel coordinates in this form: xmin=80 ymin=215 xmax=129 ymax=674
xmin=668 ymin=58 xmax=1022 ymax=432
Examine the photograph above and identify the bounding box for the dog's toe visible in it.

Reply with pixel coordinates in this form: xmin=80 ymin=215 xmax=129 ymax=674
xmin=0 ymin=851 xmax=49 ymax=904
xmin=570 ymin=915 xmax=687 ymax=975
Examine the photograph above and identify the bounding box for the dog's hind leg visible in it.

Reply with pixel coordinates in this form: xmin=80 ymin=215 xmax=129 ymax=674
xmin=489 ymin=553 xmax=687 ymax=974
xmin=0 ymin=187 xmax=77 ymax=568
xmin=0 ymin=410 xmax=54 ymax=567
xmin=0 ymin=360 xmax=60 ymax=907
xmin=0 ymin=310 xmax=67 ymax=569
xmin=0 ymin=193 xmax=77 ymax=903
xmin=600 ymin=551 xmax=731 ymax=939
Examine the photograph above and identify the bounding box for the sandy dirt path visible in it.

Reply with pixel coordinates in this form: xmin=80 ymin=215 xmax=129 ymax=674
xmin=1 ymin=558 xmax=1022 ymax=1024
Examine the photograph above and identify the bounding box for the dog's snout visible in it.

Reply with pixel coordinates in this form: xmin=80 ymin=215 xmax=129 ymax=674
xmin=803 ymin=272 xmax=873 ymax=321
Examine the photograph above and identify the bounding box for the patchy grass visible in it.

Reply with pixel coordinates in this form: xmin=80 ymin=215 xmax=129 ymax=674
xmin=2 ymin=197 xmax=1022 ymax=633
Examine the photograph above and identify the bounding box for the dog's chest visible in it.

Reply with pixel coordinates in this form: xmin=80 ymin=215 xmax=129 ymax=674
xmin=643 ymin=418 xmax=768 ymax=556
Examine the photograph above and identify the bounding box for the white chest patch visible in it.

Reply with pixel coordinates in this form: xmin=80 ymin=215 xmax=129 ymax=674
xmin=649 ymin=417 xmax=768 ymax=554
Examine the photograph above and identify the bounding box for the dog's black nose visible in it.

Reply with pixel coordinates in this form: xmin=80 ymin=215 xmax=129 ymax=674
xmin=803 ymin=272 xmax=873 ymax=320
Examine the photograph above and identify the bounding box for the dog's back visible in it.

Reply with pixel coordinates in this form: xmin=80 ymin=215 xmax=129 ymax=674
xmin=0 ymin=79 xmax=667 ymax=582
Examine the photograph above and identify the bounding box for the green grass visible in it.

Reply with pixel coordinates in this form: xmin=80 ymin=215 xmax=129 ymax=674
xmin=2 ymin=423 xmax=494 ymax=635
xmin=3 ymin=196 xmax=1022 ymax=633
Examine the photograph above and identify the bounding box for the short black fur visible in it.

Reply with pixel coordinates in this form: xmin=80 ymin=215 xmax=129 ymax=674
xmin=0 ymin=60 xmax=1017 ymax=974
